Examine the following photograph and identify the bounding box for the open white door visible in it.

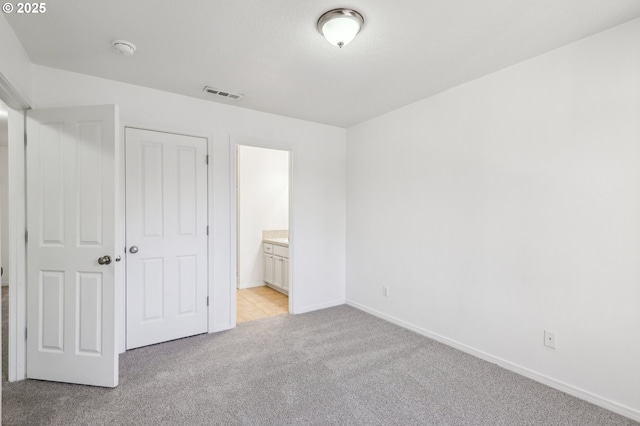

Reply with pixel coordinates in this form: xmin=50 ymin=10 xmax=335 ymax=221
xmin=26 ymin=105 xmax=119 ymax=387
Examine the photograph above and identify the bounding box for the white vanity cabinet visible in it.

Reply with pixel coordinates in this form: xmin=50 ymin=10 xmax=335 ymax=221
xmin=263 ymin=242 xmax=289 ymax=294
xmin=263 ymin=252 xmax=274 ymax=284
xmin=282 ymin=257 xmax=289 ymax=291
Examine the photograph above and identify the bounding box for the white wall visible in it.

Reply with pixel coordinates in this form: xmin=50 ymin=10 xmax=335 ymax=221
xmin=31 ymin=64 xmax=346 ymax=331
xmin=0 ymin=146 xmax=8 ymax=285
xmin=0 ymin=15 xmax=30 ymax=382
xmin=0 ymin=14 xmax=32 ymax=105
xmin=346 ymin=18 xmax=640 ymax=421
xmin=238 ymin=145 xmax=289 ymax=289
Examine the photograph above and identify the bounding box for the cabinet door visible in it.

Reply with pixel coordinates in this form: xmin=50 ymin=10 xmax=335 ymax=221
xmin=283 ymin=258 xmax=289 ymax=291
xmin=273 ymin=256 xmax=284 ymax=289
xmin=264 ymin=254 xmax=274 ymax=284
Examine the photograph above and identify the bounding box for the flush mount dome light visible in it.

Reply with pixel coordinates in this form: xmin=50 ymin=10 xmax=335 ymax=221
xmin=112 ymin=40 xmax=136 ymax=56
xmin=317 ymin=8 xmax=364 ymax=48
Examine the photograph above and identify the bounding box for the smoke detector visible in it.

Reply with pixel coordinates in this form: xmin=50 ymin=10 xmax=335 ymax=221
xmin=203 ymin=86 xmax=244 ymax=101
xmin=112 ymin=40 xmax=136 ymax=56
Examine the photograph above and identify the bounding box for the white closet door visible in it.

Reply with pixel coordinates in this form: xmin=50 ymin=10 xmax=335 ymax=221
xmin=125 ymin=128 xmax=208 ymax=350
xmin=26 ymin=105 xmax=119 ymax=387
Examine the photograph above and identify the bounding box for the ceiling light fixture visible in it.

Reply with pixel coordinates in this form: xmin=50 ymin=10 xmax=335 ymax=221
xmin=317 ymin=8 xmax=364 ymax=48
xmin=112 ymin=40 xmax=137 ymax=56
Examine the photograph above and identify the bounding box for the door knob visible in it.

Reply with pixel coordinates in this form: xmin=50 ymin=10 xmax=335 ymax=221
xmin=98 ymin=255 xmax=112 ymax=265
xmin=129 ymin=246 xmax=139 ymax=254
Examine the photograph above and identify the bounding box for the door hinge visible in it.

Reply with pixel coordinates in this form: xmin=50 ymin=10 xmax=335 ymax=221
xmin=206 ymin=225 xmax=209 ymax=235
xmin=25 ymin=230 xmax=28 ymax=243
xmin=206 ymin=296 xmax=209 ymax=307
xmin=206 ymin=155 xmax=209 ymax=165
xmin=25 ymin=328 xmax=27 ymax=340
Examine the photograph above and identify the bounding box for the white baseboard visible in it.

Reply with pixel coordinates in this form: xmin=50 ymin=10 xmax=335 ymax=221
xmin=346 ymin=300 xmax=640 ymax=423
xmin=238 ymin=282 xmax=265 ymax=290
xmin=295 ymin=298 xmax=345 ymax=315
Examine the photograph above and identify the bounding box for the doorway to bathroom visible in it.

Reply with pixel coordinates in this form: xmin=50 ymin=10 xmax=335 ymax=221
xmin=236 ymin=145 xmax=291 ymax=323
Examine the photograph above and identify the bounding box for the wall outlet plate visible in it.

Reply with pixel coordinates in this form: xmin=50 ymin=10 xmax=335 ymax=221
xmin=544 ymin=330 xmax=556 ymax=349
xmin=382 ymin=286 xmax=390 ymax=297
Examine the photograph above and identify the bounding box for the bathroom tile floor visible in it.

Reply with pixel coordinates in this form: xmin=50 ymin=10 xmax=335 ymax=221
xmin=237 ymin=286 xmax=288 ymax=323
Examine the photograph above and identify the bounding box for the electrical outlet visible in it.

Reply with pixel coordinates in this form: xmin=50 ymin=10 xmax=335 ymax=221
xmin=382 ymin=286 xmax=390 ymax=297
xmin=544 ymin=330 xmax=556 ymax=349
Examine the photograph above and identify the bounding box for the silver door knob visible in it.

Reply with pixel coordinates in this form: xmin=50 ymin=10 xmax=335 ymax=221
xmin=129 ymin=246 xmax=139 ymax=254
xmin=98 ymin=255 xmax=112 ymax=265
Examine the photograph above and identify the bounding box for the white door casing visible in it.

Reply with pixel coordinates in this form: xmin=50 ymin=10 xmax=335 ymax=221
xmin=125 ymin=128 xmax=208 ymax=350
xmin=26 ymin=105 xmax=119 ymax=387
xmin=8 ymin=106 xmax=27 ymax=382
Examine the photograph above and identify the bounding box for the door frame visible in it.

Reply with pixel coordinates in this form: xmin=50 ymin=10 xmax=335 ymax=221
xmin=123 ymin=126 xmax=211 ymax=348
xmin=0 ymin=71 xmax=30 ymax=382
xmin=230 ymin=139 xmax=294 ymax=324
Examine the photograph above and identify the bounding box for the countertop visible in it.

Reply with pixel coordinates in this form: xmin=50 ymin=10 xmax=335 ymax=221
xmin=263 ymin=238 xmax=289 ymax=247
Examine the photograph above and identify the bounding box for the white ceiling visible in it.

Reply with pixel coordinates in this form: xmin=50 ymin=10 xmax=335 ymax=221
xmin=6 ymin=0 xmax=640 ymax=128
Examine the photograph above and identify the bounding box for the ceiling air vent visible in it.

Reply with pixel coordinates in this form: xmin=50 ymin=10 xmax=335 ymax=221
xmin=203 ymin=86 xmax=244 ymax=101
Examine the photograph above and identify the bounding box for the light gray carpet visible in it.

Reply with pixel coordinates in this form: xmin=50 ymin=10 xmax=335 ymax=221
xmin=2 ymin=304 xmax=637 ymax=425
